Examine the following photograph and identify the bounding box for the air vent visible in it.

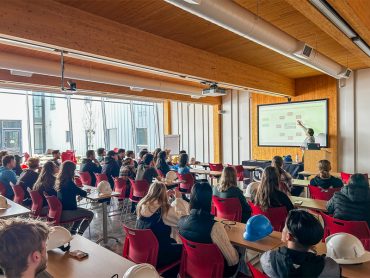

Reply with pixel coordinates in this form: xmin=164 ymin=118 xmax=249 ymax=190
xmin=293 ymin=43 xmax=314 ymax=60
xmin=302 ymin=45 xmax=313 ymax=58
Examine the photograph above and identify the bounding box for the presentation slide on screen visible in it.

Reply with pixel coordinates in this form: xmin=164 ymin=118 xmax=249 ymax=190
xmin=258 ymin=100 xmax=328 ymax=147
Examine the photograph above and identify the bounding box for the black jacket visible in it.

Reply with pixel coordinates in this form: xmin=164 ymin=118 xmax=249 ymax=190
xmin=80 ymin=158 xmax=102 ymax=186
xmin=57 ymin=180 xmax=87 ymax=210
xmin=327 ymin=184 xmax=370 ymax=226
xmin=18 ymin=169 xmax=39 ymax=202
xmin=310 ymin=176 xmax=343 ymax=189
xmin=102 ymin=157 xmax=120 ymax=189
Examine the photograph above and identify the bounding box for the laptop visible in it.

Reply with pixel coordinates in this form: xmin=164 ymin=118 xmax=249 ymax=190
xmin=307 ymin=143 xmax=321 ymax=150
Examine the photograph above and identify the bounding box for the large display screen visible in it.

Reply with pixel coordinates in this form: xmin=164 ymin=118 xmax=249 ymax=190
xmin=258 ymin=99 xmax=328 ymax=147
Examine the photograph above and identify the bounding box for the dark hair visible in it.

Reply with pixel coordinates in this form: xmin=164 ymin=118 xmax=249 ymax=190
xmin=156 ymin=151 xmax=167 ymax=168
xmin=307 ymin=128 xmax=314 ymax=136
xmin=123 ymin=158 xmax=132 ymax=166
xmin=255 ymin=166 xmax=280 ymax=211
xmin=179 ymin=150 xmax=187 ymax=154
xmin=14 ymin=155 xmax=22 ymax=164
xmin=318 ymin=160 xmax=331 ymax=179
xmin=286 ymin=209 xmax=323 ymax=247
xmin=2 ymin=155 xmax=14 ymax=167
xmin=179 ymin=153 xmax=189 ymax=167
xmin=143 ymin=153 xmax=154 ymax=165
xmin=55 ymin=161 xmax=76 ymax=191
xmin=272 ymin=156 xmax=283 ymax=169
xmin=86 ymin=150 xmax=95 ymax=158
xmin=139 ymin=149 xmax=148 ymax=159
xmin=97 ymin=148 xmax=105 ymax=156
xmin=118 ymin=149 xmax=125 ymax=154
xmin=348 ymin=173 xmax=369 ymax=188
xmin=126 ymin=150 xmax=134 ymax=157
xmin=190 ymin=181 xmax=212 ymax=212
xmin=107 ymin=150 xmax=117 ymax=157
xmin=33 ymin=161 xmax=56 ymax=193
xmin=51 ymin=150 xmax=60 ymax=155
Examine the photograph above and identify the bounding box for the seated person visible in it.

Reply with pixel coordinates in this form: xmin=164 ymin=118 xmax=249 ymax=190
xmin=153 ymin=148 xmax=162 ymax=166
xmin=156 ymin=151 xmax=170 ymax=176
xmin=136 ymin=154 xmax=161 ymax=185
xmin=137 ymin=149 xmax=149 ymax=165
xmin=0 ymin=155 xmax=17 ymax=199
xmin=213 ymin=166 xmax=251 ymax=223
xmin=272 ymin=156 xmax=292 ymax=194
xmin=136 ymin=182 xmax=189 ymax=270
xmin=178 ymin=181 xmax=239 ymax=277
xmin=102 ymin=150 xmax=120 ymax=189
xmin=327 ymin=173 xmax=370 ymax=226
xmin=177 ymin=153 xmax=191 ymax=175
xmin=13 ymin=154 xmax=23 ymax=176
xmin=0 ymin=218 xmax=50 ymax=278
xmin=56 ymin=161 xmax=94 ymax=235
xmin=18 ymin=157 xmax=40 ymax=205
xmin=310 ymin=160 xmax=343 ymax=189
xmin=80 ymin=150 xmax=102 ymax=186
xmin=117 ymin=148 xmax=126 ymax=167
xmin=49 ymin=149 xmax=61 ymax=168
xmin=33 ymin=161 xmax=58 ymax=207
xmin=261 ymin=209 xmax=340 ymax=277
xmin=126 ymin=150 xmax=138 ymax=168
xmin=119 ymin=157 xmax=136 ymax=196
xmin=251 ymin=166 xmax=294 ymax=212
xmin=96 ymin=147 xmax=106 ymax=164
xmin=0 ymin=150 xmax=8 ymax=167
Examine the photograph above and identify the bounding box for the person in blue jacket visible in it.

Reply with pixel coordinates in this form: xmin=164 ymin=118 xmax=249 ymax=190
xmin=0 ymin=155 xmax=17 ymax=199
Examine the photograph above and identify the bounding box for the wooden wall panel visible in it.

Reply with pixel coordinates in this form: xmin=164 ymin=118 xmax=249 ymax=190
xmin=251 ymin=75 xmax=338 ymax=171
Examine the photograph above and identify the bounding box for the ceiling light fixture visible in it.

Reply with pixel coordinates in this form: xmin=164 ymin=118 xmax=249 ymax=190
xmin=352 ymin=37 xmax=370 ymax=57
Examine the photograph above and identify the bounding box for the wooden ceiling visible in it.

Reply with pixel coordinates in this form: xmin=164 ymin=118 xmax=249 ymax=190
xmin=55 ymin=0 xmax=370 ymax=79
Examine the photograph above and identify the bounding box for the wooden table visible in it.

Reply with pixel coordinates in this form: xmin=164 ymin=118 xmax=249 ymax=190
xmin=292 ymin=179 xmax=310 ymax=197
xmin=290 ymin=196 xmax=327 ymax=212
xmin=190 ymin=169 xmax=222 ymax=177
xmin=0 ymin=198 xmax=30 ymax=218
xmin=83 ymin=186 xmax=121 ymax=246
xmin=47 ymin=235 xmax=135 ymax=278
xmin=216 ymin=218 xmax=283 ymax=252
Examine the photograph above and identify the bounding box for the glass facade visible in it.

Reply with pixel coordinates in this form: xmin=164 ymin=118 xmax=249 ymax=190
xmin=0 ymin=89 xmax=164 ymax=157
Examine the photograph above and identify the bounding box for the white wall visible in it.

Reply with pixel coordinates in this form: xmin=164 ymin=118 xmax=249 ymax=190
xmin=222 ymin=90 xmax=251 ymax=165
xmin=339 ymin=68 xmax=370 ymax=173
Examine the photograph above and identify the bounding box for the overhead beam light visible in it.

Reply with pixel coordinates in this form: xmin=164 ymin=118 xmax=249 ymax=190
xmin=352 ymin=37 xmax=370 ymax=57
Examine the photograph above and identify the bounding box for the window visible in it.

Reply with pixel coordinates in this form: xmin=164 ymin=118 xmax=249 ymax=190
xmin=49 ymin=97 xmax=56 ymax=110
xmin=136 ymin=127 xmax=148 ymax=152
xmin=107 ymin=128 xmax=118 ymax=150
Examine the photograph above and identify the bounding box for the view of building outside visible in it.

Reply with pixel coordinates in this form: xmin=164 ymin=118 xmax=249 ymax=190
xmin=0 ymin=89 xmax=164 ymax=157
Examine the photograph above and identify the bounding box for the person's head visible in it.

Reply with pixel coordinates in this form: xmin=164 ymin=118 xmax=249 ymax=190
xmin=179 ymin=153 xmax=189 ymax=167
xmin=126 ymin=150 xmax=135 ymax=159
xmin=14 ymin=155 xmax=22 ymax=165
xmin=86 ymin=150 xmax=96 ymax=160
xmin=217 ymin=166 xmax=237 ymax=192
xmin=139 ymin=149 xmax=148 ymax=159
xmin=143 ymin=153 xmax=154 ymax=166
xmin=123 ymin=157 xmax=133 ymax=167
xmin=0 ymin=218 xmax=50 ymax=278
xmin=137 ymin=182 xmax=170 ymax=218
xmin=282 ymin=209 xmax=324 ymax=250
xmin=255 ymin=166 xmax=279 ymax=211
xmin=97 ymin=148 xmax=106 ymax=157
xmin=51 ymin=150 xmax=60 ymax=159
xmin=307 ymin=128 xmax=314 ymax=136
xmin=179 ymin=150 xmax=187 ymax=154
xmin=190 ymin=181 xmax=213 ymax=213
xmin=153 ymin=148 xmax=161 ymax=156
xmin=107 ymin=150 xmax=118 ymax=161
xmin=157 ymin=151 xmax=167 ymax=162
xmin=318 ymin=160 xmax=331 ymax=179
xmin=118 ymin=149 xmax=126 ymax=159
xmin=272 ymin=156 xmax=284 ymax=169
xmin=27 ymin=157 xmax=40 ymax=170
xmin=55 ymin=161 xmax=76 ymax=191
xmin=348 ymin=173 xmax=369 ymax=188
xmin=2 ymin=155 xmax=15 ymax=169
xmin=0 ymin=151 xmax=8 ymax=166
xmin=34 ymin=161 xmax=58 ymax=192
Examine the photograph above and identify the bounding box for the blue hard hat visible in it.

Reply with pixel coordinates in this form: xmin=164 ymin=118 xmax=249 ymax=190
xmin=243 ymin=215 xmax=273 ymax=242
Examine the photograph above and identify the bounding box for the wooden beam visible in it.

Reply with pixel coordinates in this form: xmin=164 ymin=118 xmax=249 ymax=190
xmin=163 ymin=100 xmax=172 ymax=135
xmin=0 ymin=0 xmax=295 ymax=96
xmin=213 ymin=104 xmax=222 ymax=163
xmin=0 ymin=70 xmax=222 ymax=105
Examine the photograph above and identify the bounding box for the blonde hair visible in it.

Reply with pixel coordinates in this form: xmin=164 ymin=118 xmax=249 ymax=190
xmin=136 ymin=182 xmax=170 ymax=218
xmin=217 ymin=166 xmax=237 ymax=192
xmin=318 ymin=160 xmax=331 ymax=179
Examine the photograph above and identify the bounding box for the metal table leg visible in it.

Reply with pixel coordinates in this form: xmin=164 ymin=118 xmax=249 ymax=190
xmin=96 ymin=201 xmax=120 ymax=246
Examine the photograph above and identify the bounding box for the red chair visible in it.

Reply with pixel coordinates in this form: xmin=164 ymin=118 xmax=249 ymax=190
xmin=156 ymin=169 xmax=165 ymax=178
xmin=248 ymin=201 xmax=287 ymax=232
xmin=320 ymin=212 xmax=370 ymax=250
xmin=123 ymin=226 xmax=180 ymax=274
xmin=209 ymin=163 xmax=224 ymax=172
xmin=0 ymin=182 xmax=6 ymax=196
xmin=341 ymin=172 xmax=368 ymax=184
xmin=176 ymin=172 xmax=195 ymax=194
xmin=11 ymin=184 xmax=25 ymax=204
xmin=74 ymin=176 xmax=83 ymax=187
xmin=179 ymin=235 xmax=224 ymax=278
xmin=79 ymin=172 xmax=92 ymax=186
xmin=129 ymin=179 xmax=150 ymax=204
xmin=27 ymin=188 xmax=46 ymax=218
xmin=212 ymin=196 xmax=242 ymax=222
xmin=247 ymin=263 xmax=268 ymax=278
xmin=21 ymin=163 xmax=29 ymax=170
xmin=113 ymin=177 xmax=128 ymax=201
xmin=228 ymin=164 xmax=245 ymax=181
xmin=61 ymin=151 xmax=74 ymax=163
xmin=113 ymin=148 xmax=119 ymax=153
xmin=308 ymin=185 xmax=341 ymax=201
xmin=95 ymin=173 xmax=108 ymax=184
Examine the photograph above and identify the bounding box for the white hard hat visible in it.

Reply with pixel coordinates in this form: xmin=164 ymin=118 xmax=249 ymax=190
xmin=97 ymin=180 xmax=112 ymax=195
xmin=47 ymin=226 xmax=73 ymax=251
xmin=123 ymin=263 xmax=160 ymax=278
xmin=0 ymin=195 xmax=10 ymax=210
xmin=166 ymin=171 xmax=177 ymax=182
xmin=245 ymin=182 xmax=259 ymax=198
xmin=325 ymin=232 xmax=370 ymax=264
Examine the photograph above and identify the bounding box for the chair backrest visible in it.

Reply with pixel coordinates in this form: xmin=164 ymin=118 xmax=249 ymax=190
xmin=176 ymin=173 xmax=195 ymax=193
xmin=11 ymin=184 xmax=25 ymax=204
xmin=320 ymin=212 xmax=370 ymax=251
xmin=44 ymin=195 xmax=62 ymax=224
xmin=179 ymin=235 xmax=224 ymax=278
xmin=79 ymin=172 xmax=92 ymax=186
xmin=248 ymin=201 xmax=287 ymax=232
xmin=209 ymin=163 xmax=223 ymax=172
xmin=113 ymin=177 xmax=127 ymax=200
xmin=74 ymin=176 xmax=83 ymax=187
xmin=129 ymin=179 xmax=150 ymax=201
xmin=212 ymin=196 xmax=242 ymax=222
xmin=228 ymin=164 xmax=245 ymax=181
xmin=341 ymin=172 xmax=368 ymax=184
xmin=0 ymin=182 xmax=6 ymax=196
xmin=308 ymin=185 xmax=341 ymax=201
xmin=247 ymin=263 xmax=268 ymax=278
xmin=95 ymin=173 xmax=108 ymax=184
xmin=28 ymin=188 xmax=44 ymax=217
xmin=122 ymin=226 xmax=159 ymax=267
xmin=61 ymin=152 xmax=74 ymax=163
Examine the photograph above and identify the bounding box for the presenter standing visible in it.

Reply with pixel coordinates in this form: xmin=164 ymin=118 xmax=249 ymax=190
xmin=297 ymin=120 xmax=315 ymax=150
